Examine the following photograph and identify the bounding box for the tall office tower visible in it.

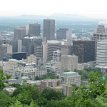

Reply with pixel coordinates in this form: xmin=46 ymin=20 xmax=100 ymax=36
xmin=14 ymin=27 xmax=26 ymax=40
xmin=56 ymin=28 xmax=68 ymax=40
xmin=13 ymin=27 xmax=26 ymax=52
xmin=22 ymin=37 xmax=35 ymax=55
xmin=43 ymin=19 xmax=55 ymax=40
xmin=27 ymin=23 xmax=41 ymax=36
xmin=61 ymin=55 xmax=78 ymax=71
xmin=92 ymin=22 xmax=107 ymax=41
xmin=12 ymin=40 xmax=18 ymax=52
xmin=96 ymin=40 xmax=107 ymax=67
xmin=22 ymin=36 xmax=42 ymax=56
xmin=0 ymin=45 xmax=7 ymax=60
xmin=72 ymin=40 xmax=96 ymax=63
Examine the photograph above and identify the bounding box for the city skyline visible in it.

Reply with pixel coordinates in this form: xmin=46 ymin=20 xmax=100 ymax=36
xmin=0 ymin=0 xmax=107 ymax=19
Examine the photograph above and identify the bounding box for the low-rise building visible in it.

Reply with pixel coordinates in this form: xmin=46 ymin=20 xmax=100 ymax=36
xmin=3 ymin=58 xmax=47 ymax=81
xmin=40 ymin=79 xmax=61 ymax=90
xmin=61 ymin=71 xmax=81 ymax=86
xmin=61 ymin=55 xmax=78 ymax=71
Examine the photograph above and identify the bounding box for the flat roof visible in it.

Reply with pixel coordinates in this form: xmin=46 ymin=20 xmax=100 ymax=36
xmin=62 ymin=71 xmax=79 ymax=77
xmin=24 ymin=36 xmax=41 ymax=39
xmin=47 ymin=40 xmax=61 ymax=44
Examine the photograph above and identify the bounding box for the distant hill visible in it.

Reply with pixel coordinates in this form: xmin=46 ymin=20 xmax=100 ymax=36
xmin=18 ymin=14 xmax=98 ymax=21
xmin=0 ymin=14 xmax=98 ymax=32
xmin=50 ymin=14 xmax=97 ymax=21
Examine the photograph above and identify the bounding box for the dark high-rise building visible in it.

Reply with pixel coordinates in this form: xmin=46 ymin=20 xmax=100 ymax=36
xmin=56 ymin=28 xmax=68 ymax=40
xmin=12 ymin=40 xmax=18 ymax=52
xmin=72 ymin=40 xmax=96 ymax=63
xmin=43 ymin=19 xmax=55 ymax=40
xmin=28 ymin=23 xmax=41 ymax=36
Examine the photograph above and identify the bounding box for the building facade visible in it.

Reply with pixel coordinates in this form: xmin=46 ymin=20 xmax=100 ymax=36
xmin=43 ymin=19 xmax=55 ymax=40
xmin=61 ymin=55 xmax=78 ymax=71
xmin=61 ymin=71 xmax=81 ymax=86
xmin=92 ymin=23 xmax=107 ymax=41
xmin=72 ymin=40 xmax=96 ymax=63
xmin=13 ymin=27 xmax=26 ymax=52
xmin=96 ymin=39 xmax=107 ymax=67
xmin=22 ymin=36 xmax=42 ymax=56
xmin=14 ymin=27 xmax=26 ymax=40
xmin=56 ymin=28 xmax=68 ymax=40
xmin=27 ymin=23 xmax=41 ymax=36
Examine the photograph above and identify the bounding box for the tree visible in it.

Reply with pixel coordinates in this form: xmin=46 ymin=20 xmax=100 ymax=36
xmin=29 ymin=100 xmax=38 ymax=107
xmin=95 ymin=96 xmax=107 ymax=107
xmin=0 ymin=70 xmax=7 ymax=89
xmin=46 ymin=99 xmax=73 ymax=107
xmin=0 ymin=91 xmax=12 ymax=107
xmin=17 ymin=90 xmax=32 ymax=105
xmin=1 ymin=70 xmax=107 ymax=107
xmin=89 ymin=71 xmax=106 ymax=98
xmin=9 ymin=100 xmax=23 ymax=107
xmin=13 ymin=84 xmax=42 ymax=106
xmin=65 ymin=71 xmax=106 ymax=107
xmin=42 ymin=88 xmax=64 ymax=100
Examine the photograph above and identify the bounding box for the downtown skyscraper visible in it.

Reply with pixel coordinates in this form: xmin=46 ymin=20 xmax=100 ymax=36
xmin=27 ymin=23 xmax=41 ymax=36
xmin=43 ymin=19 xmax=55 ymax=40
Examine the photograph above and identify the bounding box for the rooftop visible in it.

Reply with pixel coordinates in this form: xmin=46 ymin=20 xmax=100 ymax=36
xmin=24 ymin=36 xmax=41 ymax=40
xmin=27 ymin=80 xmax=41 ymax=85
xmin=47 ymin=40 xmax=61 ymax=44
xmin=62 ymin=71 xmax=80 ymax=77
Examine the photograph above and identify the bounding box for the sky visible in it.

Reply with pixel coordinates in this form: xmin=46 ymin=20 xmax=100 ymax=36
xmin=0 ymin=0 xmax=107 ymax=19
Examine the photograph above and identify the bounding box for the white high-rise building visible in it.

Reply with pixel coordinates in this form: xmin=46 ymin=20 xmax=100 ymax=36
xmin=93 ymin=22 xmax=107 ymax=41
xmin=96 ymin=39 xmax=107 ymax=67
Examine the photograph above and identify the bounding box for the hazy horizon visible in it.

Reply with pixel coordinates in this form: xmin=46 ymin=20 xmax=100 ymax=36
xmin=0 ymin=0 xmax=107 ymax=19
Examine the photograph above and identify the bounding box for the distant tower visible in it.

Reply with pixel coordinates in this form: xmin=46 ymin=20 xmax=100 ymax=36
xmin=92 ymin=21 xmax=107 ymax=40
xmin=14 ymin=27 xmax=26 ymax=40
xmin=13 ymin=26 xmax=26 ymax=52
xmin=27 ymin=23 xmax=41 ymax=36
xmin=66 ymin=29 xmax=73 ymax=45
xmin=43 ymin=19 xmax=55 ymax=40
xmin=56 ymin=28 xmax=68 ymax=40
